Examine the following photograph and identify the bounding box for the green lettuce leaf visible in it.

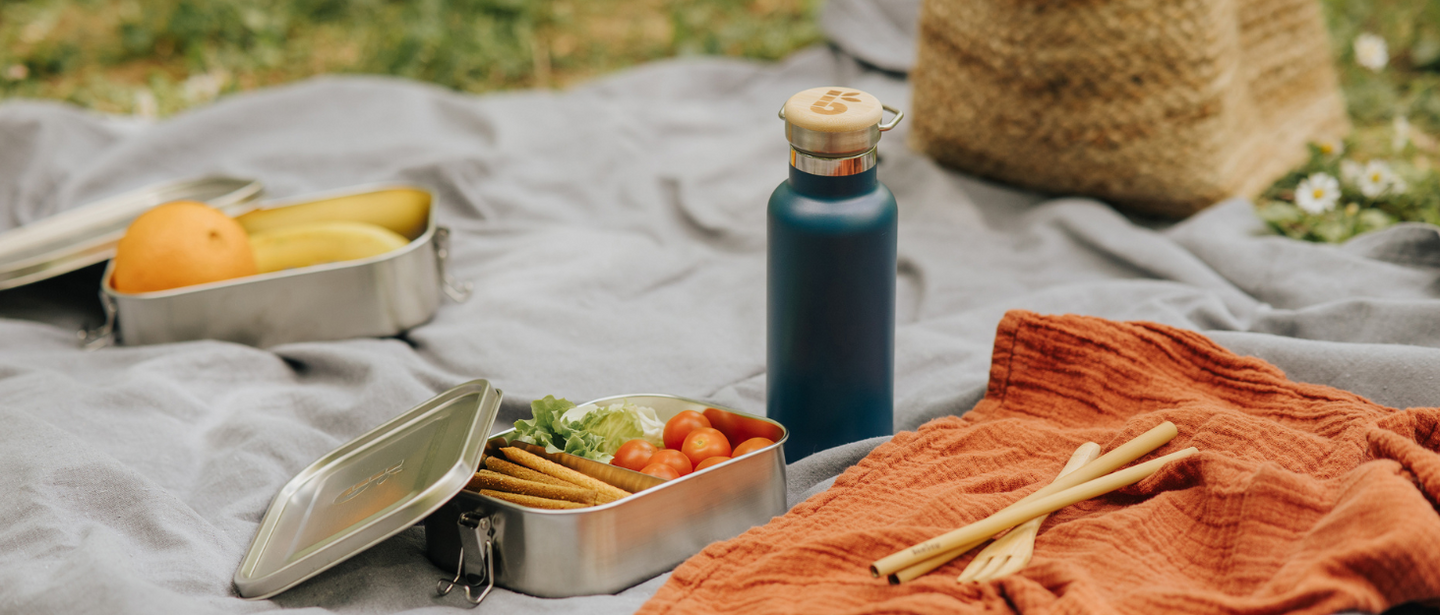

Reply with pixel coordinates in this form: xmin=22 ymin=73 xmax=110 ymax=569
xmin=567 ymin=400 xmax=665 ymax=454
xmin=510 ymin=395 xmax=578 ymax=454
xmin=509 ymin=396 xmax=664 ymax=463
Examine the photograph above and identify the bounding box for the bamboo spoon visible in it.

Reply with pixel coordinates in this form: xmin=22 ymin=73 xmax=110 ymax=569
xmin=871 ymin=421 xmax=1183 ymax=582
xmin=957 ymin=442 xmax=1102 ymax=582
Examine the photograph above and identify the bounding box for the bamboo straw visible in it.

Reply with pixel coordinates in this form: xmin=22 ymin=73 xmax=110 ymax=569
xmin=876 ymin=421 xmax=1178 ymax=581
xmin=871 ymin=446 xmax=1197 ymax=581
xmin=901 ymin=444 xmax=1103 ymax=585
xmin=957 ymin=441 xmax=1103 ymax=582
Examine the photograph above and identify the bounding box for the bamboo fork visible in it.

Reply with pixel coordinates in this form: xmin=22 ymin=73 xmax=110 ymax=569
xmin=873 ymin=421 xmax=1183 ymax=583
xmin=957 ymin=442 xmax=1102 ymax=582
xmin=872 ymin=446 xmax=1198 ymax=582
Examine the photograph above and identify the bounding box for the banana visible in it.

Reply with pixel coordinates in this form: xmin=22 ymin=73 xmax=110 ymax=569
xmin=249 ymin=221 xmax=411 ymax=274
xmin=236 ymin=188 xmax=431 ymax=241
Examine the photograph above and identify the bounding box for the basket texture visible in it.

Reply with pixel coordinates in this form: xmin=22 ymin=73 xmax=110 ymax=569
xmin=909 ymin=0 xmax=1350 ymax=217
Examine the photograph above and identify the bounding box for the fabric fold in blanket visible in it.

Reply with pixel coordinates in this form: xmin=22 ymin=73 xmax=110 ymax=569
xmin=640 ymin=310 xmax=1440 ymax=615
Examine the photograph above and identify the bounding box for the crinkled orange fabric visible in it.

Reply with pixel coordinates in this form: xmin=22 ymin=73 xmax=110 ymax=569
xmin=639 ymin=311 xmax=1440 ymax=615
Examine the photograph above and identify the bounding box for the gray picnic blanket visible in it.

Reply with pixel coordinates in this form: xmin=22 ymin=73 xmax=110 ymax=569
xmin=3 ymin=1 xmax=1439 ymax=613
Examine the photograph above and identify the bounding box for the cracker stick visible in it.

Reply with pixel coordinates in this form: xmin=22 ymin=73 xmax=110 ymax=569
xmin=500 ymin=447 xmax=632 ymax=503
xmin=479 ymin=489 xmax=588 ymax=510
xmin=467 ymin=470 xmax=597 ymax=505
xmin=485 ymin=456 xmax=575 ymax=488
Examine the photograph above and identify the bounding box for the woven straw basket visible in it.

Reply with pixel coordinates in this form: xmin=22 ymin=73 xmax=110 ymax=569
xmin=909 ymin=0 xmax=1350 ymax=217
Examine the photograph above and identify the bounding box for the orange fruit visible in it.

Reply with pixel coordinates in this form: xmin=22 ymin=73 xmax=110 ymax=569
xmin=111 ymin=201 xmax=257 ymax=293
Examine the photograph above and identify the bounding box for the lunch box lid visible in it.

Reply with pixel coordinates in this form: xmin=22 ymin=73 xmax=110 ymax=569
xmin=234 ymin=379 xmax=502 ymax=600
xmin=0 ymin=176 xmax=262 ymax=291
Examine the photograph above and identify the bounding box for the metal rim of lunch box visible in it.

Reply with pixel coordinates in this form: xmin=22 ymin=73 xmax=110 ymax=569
xmin=77 ymin=182 xmax=474 ymax=349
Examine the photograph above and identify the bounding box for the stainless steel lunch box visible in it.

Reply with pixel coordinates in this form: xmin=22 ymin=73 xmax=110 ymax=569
xmin=234 ymin=381 xmax=789 ymax=606
xmin=85 ymin=184 xmax=471 ymax=348
xmin=425 ymin=393 xmax=789 ymax=603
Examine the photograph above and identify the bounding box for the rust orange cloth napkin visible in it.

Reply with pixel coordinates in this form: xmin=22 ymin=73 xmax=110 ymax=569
xmin=639 ymin=311 xmax=1440 ymax=614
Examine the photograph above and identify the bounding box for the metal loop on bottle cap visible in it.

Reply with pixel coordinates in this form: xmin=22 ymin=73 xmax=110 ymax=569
xmin=878 ymin=105 xmax=903 ymax=132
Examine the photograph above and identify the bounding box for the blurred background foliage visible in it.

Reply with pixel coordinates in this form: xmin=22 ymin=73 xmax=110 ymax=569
xmin=0 ymin=0 xmax=822 ymax=116
xmin=1 ymin=0 xmax=1436 ymax=243
xmin=1322 ymin=0 xmax=1440 ymax=136
xmin=1256 ymin=0 xmax=1440 ymax=241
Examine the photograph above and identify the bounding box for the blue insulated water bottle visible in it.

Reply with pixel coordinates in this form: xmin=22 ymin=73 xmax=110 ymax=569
xmin=768 ymin=87 xmax=903 ymax=461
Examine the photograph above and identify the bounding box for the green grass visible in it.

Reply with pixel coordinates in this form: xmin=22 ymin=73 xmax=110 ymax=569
xmin=0 ymin=0 xmax=823 ymax=117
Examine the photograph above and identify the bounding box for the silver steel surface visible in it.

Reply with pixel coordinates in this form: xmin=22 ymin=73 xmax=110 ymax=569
xmin=235 ymin=380 xmax=503 ymax=600
xmin=878 ymin=104 xmax=904 ymax=131
xmin=0 ymin=176 xmax=262 ymax=291
xmin=89 ymin=184 xmax=465 ymax=348
xmin=786 ymin=123 xmax=881 ymax=157
xmin=778 ymin=104 xmax=903 ymax=157
xmin=790 ymin=148 xmax=878 ymax=176
xmin=425 ymin=395 xmax=789 ymax=599
xmin=433 ymin=226 xmax=474 ymax=303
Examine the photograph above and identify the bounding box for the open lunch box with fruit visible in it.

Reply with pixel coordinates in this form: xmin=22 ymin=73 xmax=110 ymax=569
xmin=0 ymin=175 xmax=470 ymax=348
xmin=232 ymin=380 xmax=788 ymax=605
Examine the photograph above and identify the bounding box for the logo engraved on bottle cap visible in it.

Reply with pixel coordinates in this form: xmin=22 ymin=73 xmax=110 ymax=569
xmin=333 ymin=460 xmax=405 ymax=504
xmin=810 ymin=89 xmax=863 ymax=116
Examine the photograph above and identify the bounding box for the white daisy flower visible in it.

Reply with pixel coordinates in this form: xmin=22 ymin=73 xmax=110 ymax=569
xmin=1316 ymin=138 xmax=1344 ymax=157
xmin=1295 ymin=173 xmax=1341 ymax=214
xmin=1358 ymin=160 xmax=1397 ymax=198
xmin=1355 ymin=33 xmax=1389 ymax=71
xmin=1393 ymin=116 xmax=1411 ymax=152
xmin=1340 ymin=159 xmax=1365 ymax=186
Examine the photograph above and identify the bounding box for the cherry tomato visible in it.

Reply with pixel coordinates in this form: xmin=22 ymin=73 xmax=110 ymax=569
xmin=610 ymin=439 xmax=657 ymax=472
xmin=681 ymin=427 xmax=732 ymax=467
xmin=703 ymin=407 xmax=784 ymax=449
xmin=700 ymin=407 xmax=740 ymax=447
xmin=640 ymin=462 xmax=680 ymax=480
xmin=648 ymin=449 xmax=694 ymax=476
xmin=694 ymin=456 xmax=730 ymax=471
xmin=732 ymin=437 xmax=775 ymax=458
xmin=664 ymin=410 xmax=712 ymax=450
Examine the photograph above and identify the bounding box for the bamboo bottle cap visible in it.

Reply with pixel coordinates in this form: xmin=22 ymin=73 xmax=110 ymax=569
xmin=780 ymin=86 xmax=901 ymax=175
xmin=782 ymin=87 xmax=884 ymax=133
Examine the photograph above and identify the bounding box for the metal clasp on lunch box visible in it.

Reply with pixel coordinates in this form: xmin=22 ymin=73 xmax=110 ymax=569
xmin=434 ymin=226 xmax=473 ymax=303
xmin=436 ymin=512 xmax=495 ymax=607
xmin=78 ymin=292 xmax=118 ymax=350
